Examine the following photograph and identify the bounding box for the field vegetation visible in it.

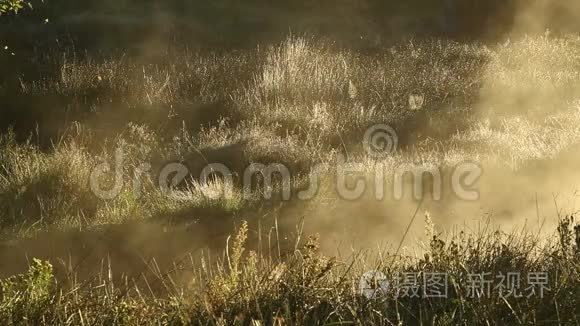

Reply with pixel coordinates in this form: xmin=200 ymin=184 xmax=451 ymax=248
xmin=0 ymin=0 xmax=579 ymax=324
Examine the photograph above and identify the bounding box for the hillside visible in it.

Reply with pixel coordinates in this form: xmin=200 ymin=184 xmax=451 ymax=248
xmin=0 ymin=1 xmax=579 ymax=324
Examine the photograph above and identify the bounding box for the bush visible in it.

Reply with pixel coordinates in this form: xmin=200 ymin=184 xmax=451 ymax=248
xmin=0 ymin=0 xmax=29 ymax=15
xmin=0 ymin=259 xmax=54 ymax=324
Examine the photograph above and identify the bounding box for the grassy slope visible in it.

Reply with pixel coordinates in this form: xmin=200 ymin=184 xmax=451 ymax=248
xmin=0 ymin=24 xmax=580 ymax=325
xmin=1 ymin=36 xmax=580 ymax=234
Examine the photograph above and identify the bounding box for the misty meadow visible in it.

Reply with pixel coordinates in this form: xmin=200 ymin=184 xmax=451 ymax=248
xmin=0 ymin=0 xmax=579 ymax=324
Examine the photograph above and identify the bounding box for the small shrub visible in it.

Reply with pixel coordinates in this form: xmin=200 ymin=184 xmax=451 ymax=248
xmin=0 ymin=259 xmax=54 ymax=323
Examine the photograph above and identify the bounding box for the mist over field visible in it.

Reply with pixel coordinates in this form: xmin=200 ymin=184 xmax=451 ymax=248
xmin=0 ymin=0 xmax=579 ymax=324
